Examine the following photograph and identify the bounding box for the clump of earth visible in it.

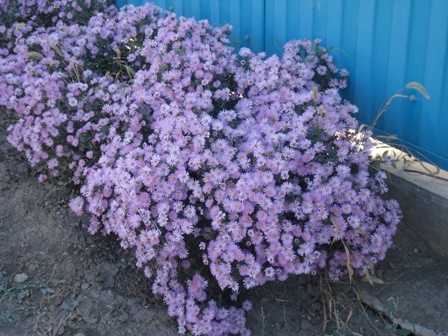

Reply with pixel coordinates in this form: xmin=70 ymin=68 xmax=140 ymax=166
xmin=1 ymin=116 xmax=447 ymax=336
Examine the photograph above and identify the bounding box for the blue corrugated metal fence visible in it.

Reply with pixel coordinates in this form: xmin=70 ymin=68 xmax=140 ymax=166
xmin=116 ymin=0 xmax=448 ymax=171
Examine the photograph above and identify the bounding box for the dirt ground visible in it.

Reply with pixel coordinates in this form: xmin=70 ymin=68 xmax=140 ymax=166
xmin=1 ymin=119 xmax=447 ymax=336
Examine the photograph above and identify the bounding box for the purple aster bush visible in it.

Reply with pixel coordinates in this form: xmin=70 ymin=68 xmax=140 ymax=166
xmin=1 ymin=2 xmax=166 ymax=184
xmin=78 ymin=30 xmax=400 ymax=336
xmin=78 ymin=9 xmax=251 ymax=334
xmin=0 ymin=1 xmax=116 ymax=66
xmin=232 ymin=41 xmax=401 ymax=281
xmin=0 ymin=0 xmax=115 ymax=30
xmin=1 ymin=1 xmax=402 ymax=335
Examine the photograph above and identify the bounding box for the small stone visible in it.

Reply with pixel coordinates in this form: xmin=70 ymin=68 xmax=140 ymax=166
xmin=104 ymin=312 xmax=113 ymax=322
xmin=88 ymin=316 xmax=98 ymax=324
xmin=53 ymin=296 xmax=64 ymax=306
xmin=14 ymin=273 xmax=29 ymax=283
xmin=0 ymin=182 xmax=10 ymax=191
xmin=74 ymin=333 xmax=85 ymax=336
xmin=117 ymin=312 xmax=129 ymax=323
xmin=311 ymin=302 xmax=322 ymax=310
xmin=413 ymin=248 xmax=419 ymax=254
xmin=301 ymin=319 xmax=313 ymax=331
xmin=57 ymin=326 xmax=65 ymax=336
xmin=81 ymin=283 xmax=90 ymax=290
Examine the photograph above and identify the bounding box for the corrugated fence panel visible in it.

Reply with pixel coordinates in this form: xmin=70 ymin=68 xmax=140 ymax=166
xmin=116 ymin=0 xmax=448 ymax=170
xmin=422 ymin=1 xmax=448 ymax=158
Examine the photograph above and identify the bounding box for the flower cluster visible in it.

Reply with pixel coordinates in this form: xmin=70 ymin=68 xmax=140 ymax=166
xmin=1 ymin=1 xmax=402 ymax=335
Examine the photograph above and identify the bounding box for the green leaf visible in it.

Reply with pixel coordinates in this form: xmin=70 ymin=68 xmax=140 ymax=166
xmin=397 ymin=329 xmax=412 ymax=336
xmin=60 ymin=299 xmax=78 ymax=311
xmin=17 ymin=289 xmax=29 ymax=302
